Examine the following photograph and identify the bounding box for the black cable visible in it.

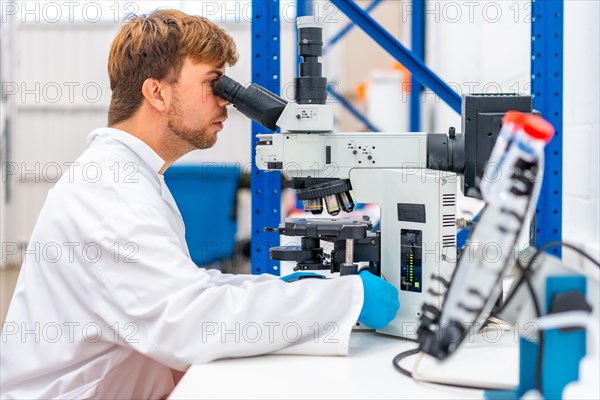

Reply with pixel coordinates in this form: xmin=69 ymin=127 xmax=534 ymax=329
xmin=519 ymin=251 xmax=545 ymax=392
xmin=497 ymin=241 xmax=599 ymax=392
xmin=529 ymin=213 xmax=537 ymax=246
xmin=515 ymin=256 xmax=543 ymax=318
xmin=517 ymin=254 xmax=545 ymax=393
xmin=392 ymin=348 xmax=501 ymax=391
xmin=527 ymin=242 xmax=599 ymax=392
xmin=392 ymin=242 xmax=598 ymax=392
xmin=392 ymin=348 xmax=420 ymax=378
xmin=536 ymin=331 xmax=545 ymax=392
xmin=527 ymin=241 xmax=600 ymax=270
xmin=494 ymin=241 xmax=599 ymax=318
xmin=400 ymin=241 xmax=599 ymax=393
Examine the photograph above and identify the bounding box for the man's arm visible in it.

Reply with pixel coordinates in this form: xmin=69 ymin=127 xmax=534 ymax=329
xmin=86 ymin=201 xmax=363 ymax=370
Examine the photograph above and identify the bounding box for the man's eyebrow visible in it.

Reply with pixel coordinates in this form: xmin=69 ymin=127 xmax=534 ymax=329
xmin=206 ymin=70 xmax=224 ymax=78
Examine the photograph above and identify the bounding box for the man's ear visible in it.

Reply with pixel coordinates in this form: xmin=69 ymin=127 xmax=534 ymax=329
xmin=141 ymin=78 xmax=169 ymax=113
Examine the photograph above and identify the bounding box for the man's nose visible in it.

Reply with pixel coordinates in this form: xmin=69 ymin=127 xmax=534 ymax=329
xmin=217 ymin=96 xmax=230 ymax=107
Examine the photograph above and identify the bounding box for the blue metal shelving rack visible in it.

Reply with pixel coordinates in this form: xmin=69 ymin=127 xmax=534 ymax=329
xmin=410 ymin=0 xmax=425 ymax=131
xmin=250 ymin=0 xmax=563 ymax=273
xmin=532 ymin=0 xmax=563 ymax=255
xmin=250 ymin=0 xmax=281 ymax=275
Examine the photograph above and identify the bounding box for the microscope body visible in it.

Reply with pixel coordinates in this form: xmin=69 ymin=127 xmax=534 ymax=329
xmin=214 ymin=16 xmax=531 ymax=340
xmin=256 ymin=126 xmax=457 ymax=338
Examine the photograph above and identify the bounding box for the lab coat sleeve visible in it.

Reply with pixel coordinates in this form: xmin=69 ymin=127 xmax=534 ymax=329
xmin=87 ymin=199 xmax=364 ymax=370
xmin=201 ymin=268 xmax=280 ymax=286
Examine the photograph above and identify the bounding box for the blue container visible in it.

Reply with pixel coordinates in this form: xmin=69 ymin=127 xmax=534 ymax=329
xmin=164 ymin=164 xmax=241 ymax=266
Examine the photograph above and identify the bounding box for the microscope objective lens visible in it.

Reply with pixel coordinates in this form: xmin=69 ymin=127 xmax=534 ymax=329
xmin=338 ymin=191 xmax=355 ymax=213
xmin=324 ymin=195 xmax=341 ymax=216
xmin=304 ymin=198 xmax=323 ymax=215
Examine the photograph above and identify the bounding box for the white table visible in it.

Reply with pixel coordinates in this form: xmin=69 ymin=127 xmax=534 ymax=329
xmin=170 ymin=330 xmax=519 ymax=399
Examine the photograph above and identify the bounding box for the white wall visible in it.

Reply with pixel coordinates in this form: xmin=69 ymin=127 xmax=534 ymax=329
xmin=1 ymin=21 xmax=118 ymax=266
xmin=0 ymin=9 xmax=13 ymax=266
xmin=563 ymin=0 xmax=600 ymax=260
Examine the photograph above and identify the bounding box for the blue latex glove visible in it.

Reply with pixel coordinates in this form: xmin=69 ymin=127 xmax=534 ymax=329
xmin=358 ymin=270 xmax=400 ymax=329
xmin=280 ymin=271 xmax=326 ymax=283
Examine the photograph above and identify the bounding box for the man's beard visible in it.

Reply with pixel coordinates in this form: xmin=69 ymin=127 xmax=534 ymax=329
xmin=167 ymin=96 xmax=227 ymax=150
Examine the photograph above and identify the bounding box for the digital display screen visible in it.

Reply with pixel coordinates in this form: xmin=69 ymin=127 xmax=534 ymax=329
xmin=400 ymin=229 xmax=422 ymax=292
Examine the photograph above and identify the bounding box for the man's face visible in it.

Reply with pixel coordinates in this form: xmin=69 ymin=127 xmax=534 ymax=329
xmin=167 ymin=57 xmax=229 ymax=149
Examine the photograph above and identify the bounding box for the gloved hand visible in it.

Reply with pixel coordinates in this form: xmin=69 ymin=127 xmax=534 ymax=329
xmin=357 ymin=270 xmax=400 ymax=329
xmin=280 ymin=271 xmax=326 ymax=283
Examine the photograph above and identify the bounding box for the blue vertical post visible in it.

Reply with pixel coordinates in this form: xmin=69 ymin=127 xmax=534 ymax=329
xmin=532 ymin=0 xmax=563 ymax=256
xmin=410 ymin=0 xmax=425 ymax=131
xmin=251 ymin=0 xmax=281 ymax=275
xmin=297 ymin=0 xmax=313 ymax=16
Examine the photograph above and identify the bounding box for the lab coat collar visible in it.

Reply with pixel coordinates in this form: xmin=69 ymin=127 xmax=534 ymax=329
xmin=87 ymin=127 xmax=186 ymax=238
xmin=87 ymin=127 xmax=166 ymax=175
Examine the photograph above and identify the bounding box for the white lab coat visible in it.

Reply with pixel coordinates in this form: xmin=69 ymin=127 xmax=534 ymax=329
xmin=0 ymin=128 xmax=364 ymax=399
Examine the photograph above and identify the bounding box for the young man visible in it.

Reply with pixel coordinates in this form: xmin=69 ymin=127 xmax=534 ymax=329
xmin=1 ymin=10 xmax=398 ymax=399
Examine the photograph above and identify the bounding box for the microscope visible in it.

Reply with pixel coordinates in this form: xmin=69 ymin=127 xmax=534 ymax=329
xmin=215 ymin=16 xmax=532 ymax=338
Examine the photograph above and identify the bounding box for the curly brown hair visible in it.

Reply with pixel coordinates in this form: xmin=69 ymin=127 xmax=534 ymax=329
xmin=107 ymin=9 xmax=238 ymax=125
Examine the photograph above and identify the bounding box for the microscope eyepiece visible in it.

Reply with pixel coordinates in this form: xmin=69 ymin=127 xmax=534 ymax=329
xmin=214 ymin=75 xmax=288 ymax=131
xmin=295 ymin=17 xmax=327 ymax=105
xmin=212 ymin=75 xmax=244 ymax=104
